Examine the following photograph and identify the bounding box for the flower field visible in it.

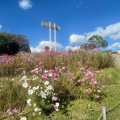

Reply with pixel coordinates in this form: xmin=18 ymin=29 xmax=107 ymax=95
xmin=0 ymin=50 xmax=120 ymax=120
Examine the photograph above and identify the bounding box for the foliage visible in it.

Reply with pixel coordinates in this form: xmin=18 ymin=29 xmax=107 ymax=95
xmin=10 ymin=33 xmax=31 ymax=53
xmin=88 ymin=35 xmax=108 ymax=48
xmin=0 ymin=32 xmax=30 ymax=55
xmin=80 ymin=43 xmax=97 ymax=50
xmin=0 ymin=51 xmax=119 ymax=119
xmin=0 ymin=51 xmax=115 ymax=76
xmin=0 ymin=67 xmax=104 ymax=119
xmin=0 ymin=33 xmax=20 ymax=55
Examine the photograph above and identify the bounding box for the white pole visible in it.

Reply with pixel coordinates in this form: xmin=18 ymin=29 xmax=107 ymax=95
xmin=102 ymin=106 xmax=106 ymax=120
xmin=54 ymin=23 xmax=56 ymax=52
xmin=49 ymin=22 xmax=52 ymax=51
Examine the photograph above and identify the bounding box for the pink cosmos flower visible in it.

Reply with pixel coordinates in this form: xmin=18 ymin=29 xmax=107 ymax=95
xmin=86 ymin=88 xmax=91 ymax=92
xmin=62 ymin=66 xmax=66 ymax=70
xmin=22 ymin=70 xmax=26 ymax=75
xmin=77 ymin=79 xmax=81 ymax=83
xmin=97 ymin=90 xmax=101 ymax=93
xmin=55 ymin=67 xmax=58 ymax=71
xmin=27 ymin=83 xmax=31 ymax=88
xmin=93 ymin=81 xmax=97 ymax=85
xmin=54 ymin=78 xmax=57 ymax=81
xmin=49 ymin=69 xmax=54 ymax=73
xmin=39 ymin=62 xmax=43 ymax=65
xmin=89 ymin=82 xmax=92 ymax=84
xmin=54 ymin=105 xmax=58 ymax=111
xmin=52 ymin=96 xmax=58 ymax=101
xmin=42 ymin=74 xmax=48 ymax=79
xmin=54 ymin=103 xmax=59 ymax=111
xmin=13 ymin=108 xmax=18 ymax=113
xmin=96 ymin=95 xmax=100 ymax=98
xmin=86 ymin=89 xmax=89 ymax=92
xmin=81 ymin=79 xmax=85 ymax=82
xmin=7 ymin=109 xmax=13 ymax=116
xmin=85 ymin=71 xmax=95 ymax=77
xmin=39 ymin=69 xmax=42 ymax=72
xmin=88 ymin=88 xmax=91 ymax=91
xmin=53 ymin=73 xmax=57 ymax=77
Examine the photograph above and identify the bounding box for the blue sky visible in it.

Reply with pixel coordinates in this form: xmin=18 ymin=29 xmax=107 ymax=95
xmin=0 ymin=0 xmax=120 ymax=52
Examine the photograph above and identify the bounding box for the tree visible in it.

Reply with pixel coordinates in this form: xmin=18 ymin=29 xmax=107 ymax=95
xmin=0 ymin=32 xmax=31 ymax=55
xmin=10 ymin=34 xmax=31 ymax=53
xmin=80 ymin=43 xmax=97 ymax=50
xmin=88 ymin=35 xmax=108 ymax=48
xmin=0 ymin=40 xmax=20 ymax=55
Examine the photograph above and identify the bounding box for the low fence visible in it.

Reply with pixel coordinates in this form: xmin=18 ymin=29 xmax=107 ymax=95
xmin=97 ymin=102 xmax=120 ymax=120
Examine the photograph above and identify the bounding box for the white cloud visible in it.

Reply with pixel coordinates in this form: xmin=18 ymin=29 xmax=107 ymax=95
xmin=65 ymin=46 xmax=72 ymax=51
xmin=85 ymin=27 xmax=104 ymax=40
xmin=86 ymin=22 xmax=120 ymax=39
xmin=70 ymin=22 xmax=120 ymax=45
xmin=70 ymin=34 xmax=86 ymax=44
xmin=110 ymin=32 xmax=120 ymax=40
xmin=19 ymin=0 xmax=32 ymax=10
xmin=65 ymin=46 xmax=80 ymax=51
xmin=30 ymin=40 xmax=63 ymax=53
xmin=30 ymin=46 xmax=43 ymax=53
xmin=0 ymin=25 xmax=2 ymax=29
xmin=106 ymin=42 xmax=120 ymax=50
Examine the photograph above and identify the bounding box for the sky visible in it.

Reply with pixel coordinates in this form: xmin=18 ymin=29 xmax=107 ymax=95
xmin=0 ymin=0 xmax=120 ymax=52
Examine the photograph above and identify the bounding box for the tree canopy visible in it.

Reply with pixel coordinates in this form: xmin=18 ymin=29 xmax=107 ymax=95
xmin=80 ymin=43 xmax=97 ymax=50
xmin=0 ymin=32 xmax=31 ymax=55
xmin=88 ymin=35 xmax=108 ymax=48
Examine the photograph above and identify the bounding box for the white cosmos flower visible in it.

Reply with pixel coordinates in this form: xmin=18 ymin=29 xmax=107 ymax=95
xmin=52 ymin=96 xmax=58 ymax=101
xmin=40 ymin=87 xmax=42 ymax=90
xmin=55 ymin=102 xmax=59 ymax=107
xmin=32 ymin=75 xmax=38 ymax=80
xmin=38 ymin=112 xmax=41 ymax=115
xmin=28 ymin=89 xmax=34 ymax=95
xmin=40 ymin=91 xmax=46 ymax=99
xmin=20 ymin=116 xmax=27 ymax=120
xmin=32 ymin=86 xmax=39 ymax=91
xmin=36 ymin=85 xmax=39 ymax=89
xmin=56 ymin=108 xmax=59 ymax=111
xmin=46 ymin=91 xmax=51 ymax=95
xmin=44 ymin=70 xmax=48 ymax=73
xmin=35 ymin=68 xmax=38 ymax=71
xmin=48 ymin=73 xmax=52 ymax=77
xmin=46 ymin=85 xmax=54 ymax=91
xmin=44 ymin=81 xmax=49 ymax=86
xmin=21 ymin=75 xmax=29 ymax=81
xmin=22 ymin=82 xmax=28 ymax=88
xmin=11 ymin=78 xmax=14 ymax=81
xmin=34 ymin=107 xmax=40 ymax=112
xmin=44 ymin=89 xmax=47 ymax=93
xmin=27 ymin=99 xmax=32 ymax=106
xmin=34 ymin=103 xmax=36 ymax=107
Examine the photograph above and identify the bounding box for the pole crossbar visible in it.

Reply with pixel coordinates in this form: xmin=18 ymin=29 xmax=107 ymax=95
xmin=41 ymin=21 xmax=60 ymax=52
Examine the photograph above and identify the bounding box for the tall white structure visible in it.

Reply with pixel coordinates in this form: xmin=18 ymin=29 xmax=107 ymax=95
xmin=41 ymin=21 xmax=60 ymax=51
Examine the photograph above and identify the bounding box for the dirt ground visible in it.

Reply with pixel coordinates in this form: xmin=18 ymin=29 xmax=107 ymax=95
xmin=112 ymin=54 xmax=120 ymax=66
